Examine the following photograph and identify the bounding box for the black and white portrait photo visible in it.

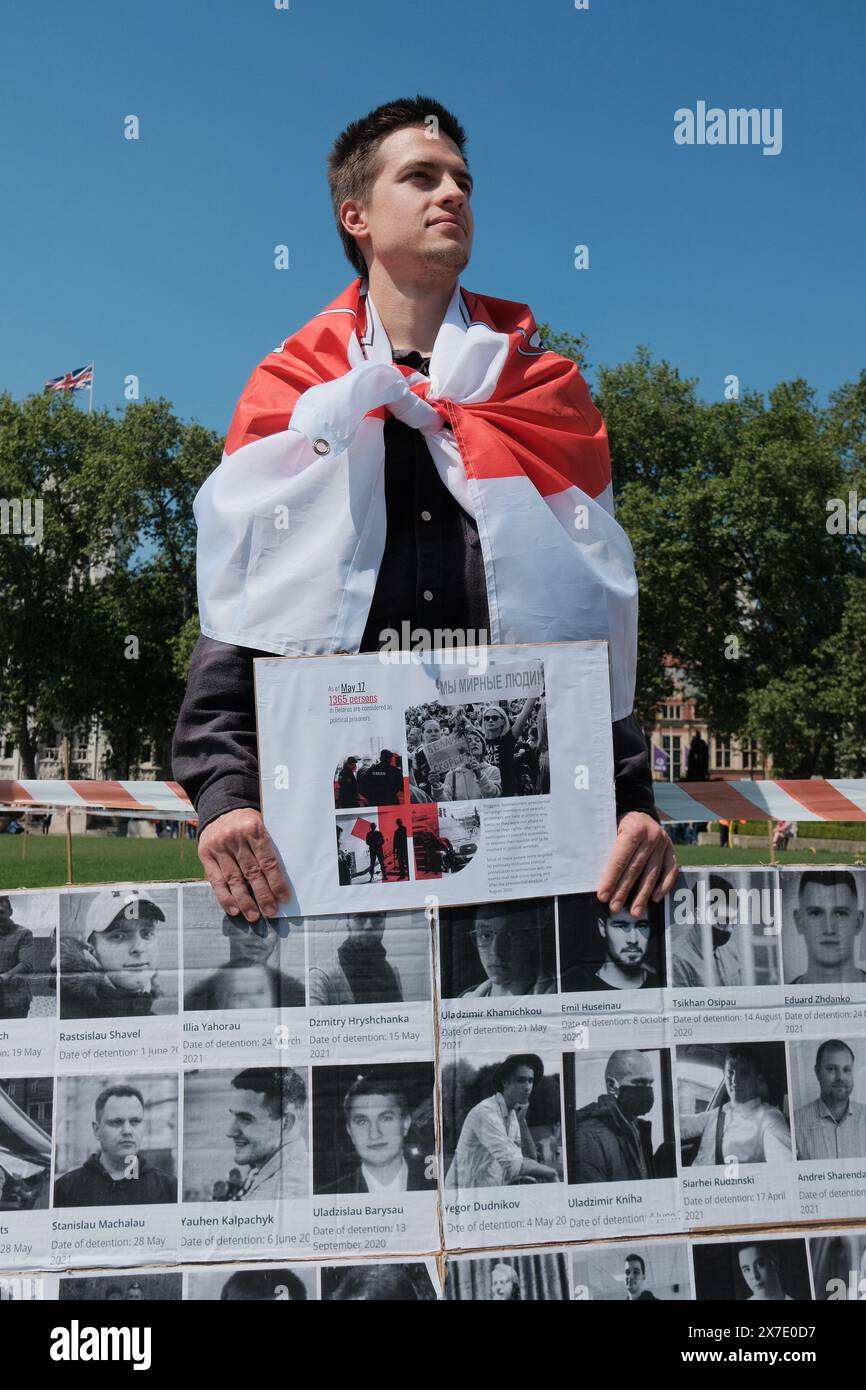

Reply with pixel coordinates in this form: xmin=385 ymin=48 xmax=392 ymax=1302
xmin=59 ymin=1272 xmax=182 ymax=1301
xmin=182 ymin=884 xmax=305 ymax=1011
xmin=321 ymin=1261 xmax=439 ymax=1301
xmin=790 ymin=1037 xmax=866 ymax=1161
xmin=53 ymin=1073 xmax=177 ymax=1208
xmin=809 ymin=1232 xmax=866 ymax=1300
xmin=564 ymin=1048 xmax=676 ymax=1184
xmin=438 ymin=898 xmax=556 ymax=998
xmin=692 ymin=1237 xmax=812 ymax=1301
xmin=183 ymin=1066 xmax=309 ymax=1203
xmin=446 ymin=1251 xmax=568 ymax=1300
xmin=571 ymin=1241 xmax=692 ymax=1301
xmin=443 ymin=1052 xmax=563 ymax=1191
xmin=668 ymin=869 xmax=780 ymax=990
xmin=557 ymin=893 xmax=665 ymax=993
xmin=307 ymin=910 xmax=430 ymax=1006
xmin=57 ymin=885 xmax=179 ymax=1020
xmin=0 ymin=891 xmax=56 ymax=1020
xmin=312 ymin=1062 xmax=435 ymax=1194
xmin=0 ymin=1076 xmax=52 ymax=1210
xmin=676 ymin=1041 xmax=792 ymax=1168
xmin=185 ymin=1265 xmax=315 ymax=1300
xmin=781 ymin=869 xmax=866 ymax=987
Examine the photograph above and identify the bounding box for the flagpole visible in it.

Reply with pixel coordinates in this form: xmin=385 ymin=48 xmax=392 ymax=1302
xmin=88 ymin=361 xmax=94 ymax=414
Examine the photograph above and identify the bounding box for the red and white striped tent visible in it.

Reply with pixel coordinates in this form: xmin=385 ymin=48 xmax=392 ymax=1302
xmin=0 ymin=780 xmax=196 ymax=822
xmin=653 ymin=779 xmax=866 ymax=824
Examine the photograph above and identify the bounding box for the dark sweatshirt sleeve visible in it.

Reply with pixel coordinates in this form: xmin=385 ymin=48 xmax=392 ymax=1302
xmin=171 ymin=634 xmax=263 ymax=835
xmin=612 ymin=714 xmax=659 ymax=821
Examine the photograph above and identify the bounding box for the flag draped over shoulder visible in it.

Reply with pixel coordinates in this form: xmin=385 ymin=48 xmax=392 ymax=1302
xmin=194 ymin=276 xmax=638 ymax=719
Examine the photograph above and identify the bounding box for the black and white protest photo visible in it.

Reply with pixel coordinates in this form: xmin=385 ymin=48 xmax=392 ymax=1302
xmin=571 ymin=1239 xmax=692 ymax=1301
xmin=809 ymin=1231 xmax=866 ymax=1300
xmin=557 ymin=893 xmax=665 ymax=993
xmin=406 ymin=683 xmax=547 ymax=802
xmin=0 ymin=891 xmax=56 ymax=1020
xmin=321 ymin=1260 xmax=439 ymax=1300
xmin=334 ymin=738 xmax=406 ymax=809
xmin=312 ymin=1062 xmax=435 ymax=1193
xmin=780 ymin=869 xmax=866 ymax=988
xmin=667 ymin=869 xmax=781 ymax=991
xmin=59 ymin=1271 xmax=182 ymax=1301
xmin=0 ymin=1076 xmax=52 ymax=1209
xmin=790 ymin=1036 xmax=866 ymax=1161
xmin=445 ymin=1250 xmax=568 ymax=1300
xmin=307 ymin=910 xmax=430 ymax=1006
xmin=676 ymin=1041 xmax=792 ymax=1169
xmin=57 ymin=886 xmax=179 ymax=1020
xmin=182 ymin=884 xmax=305 ymax=1011
xmin=564 ymin=1047 xmax=676 ymax=1183
xmin=53 ymin=1073 xmax=178 ymax=1208
xmin=692 ymin=1236 xmax=812 ymax=1301
xmin=438 ymin=897 xmax=556 ymax=998
xmin=183 ymin=1066 xmax=309 ymax=1202
xmin=185 ymin=1263 xmax=316 ymax=1300
xmin=443 ymin=1052 xmax=563 ymax=1190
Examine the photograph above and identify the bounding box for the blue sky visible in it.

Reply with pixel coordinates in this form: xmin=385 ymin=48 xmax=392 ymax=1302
xmin=2 ymin=0 xmax=864 ymax=433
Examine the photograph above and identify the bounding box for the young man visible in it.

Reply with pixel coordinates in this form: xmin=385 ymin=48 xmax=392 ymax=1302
xmin=322 ymin=1073 xmax=435 ymax=1193
xmin=794 ymin=1039 xmax=866 ymax=1161
xmin=788 ymin=871 xmax=866 ymax=986
xmin=172 ymin=96 xmax=675 ymax=923
xmin=53 ymin=1084 xmax=176 ymax=1208
xmin=445 ymin=1053 xmax=559 ymax=1190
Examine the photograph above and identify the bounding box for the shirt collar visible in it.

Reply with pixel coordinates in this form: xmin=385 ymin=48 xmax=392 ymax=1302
xmin=361 ymin=1157 xmax=408 ymax=1191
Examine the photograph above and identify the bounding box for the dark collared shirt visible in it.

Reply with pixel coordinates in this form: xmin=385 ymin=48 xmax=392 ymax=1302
xmin=173 ymin=350 xmax=656 ymax=832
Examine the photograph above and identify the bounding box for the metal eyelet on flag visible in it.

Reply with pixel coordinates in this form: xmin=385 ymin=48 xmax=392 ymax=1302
xmin=312 ymin=437 xmax=331 ymax=456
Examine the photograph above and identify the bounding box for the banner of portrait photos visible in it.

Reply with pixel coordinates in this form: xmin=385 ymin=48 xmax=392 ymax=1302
xmin=1 ymin=867 xmax=865 ymax=1278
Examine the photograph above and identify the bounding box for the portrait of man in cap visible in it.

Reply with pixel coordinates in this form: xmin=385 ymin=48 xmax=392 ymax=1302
xmin=57 ymin=887 xmax=175 ymax=1019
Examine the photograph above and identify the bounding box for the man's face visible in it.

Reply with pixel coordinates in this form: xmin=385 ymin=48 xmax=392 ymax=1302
xmin=610 ymin=1055 xmax=655 ymax=1116
xmin=227 ymin=1088 xmax=284 ymax=1169
xmin=344 ymin=125 xmax=473 ymax=280
xmin=816 ymin=1047 xmax=854 ymax=1107
xmin=347 ymin=914 xmax=385 ymax=944
xmin=345 ymin=1092 xmax=410 ymax=1170
xmin=795 ymin=882 xmax=862 ymax=972
xmin=91 ymin=920 xmax=157 ymax=992
xmin=93 ymin=1095 xmax=144 ymax=1166
xmin=224 ymin=917 xmax=279 ymax=965
xmin=491 ymin=1267 xmax=515 ymax=1300
xmin=501 ymin=1065 xmax=535 ymax=1110
xmin=218 ymin=967 xmax=273 ymax=1011
xmin=600 ymin=909 xmax=650 ymax=968
xmin=624 ymin=1259 xmax=645 ymax=1297
xmin=126 ymin=1286 xmax=143 ymax=1301
xmin=724 ymin=1052 xmax=759 ymax=1103
xmin=471 ymin=907 xmax=540 ymax=988
xmin=738 ymin=1247 xmax=777 ymax=1298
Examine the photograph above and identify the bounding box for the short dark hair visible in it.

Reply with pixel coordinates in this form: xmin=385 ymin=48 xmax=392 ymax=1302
xmin=625 ymin=1253 xmax=645 ymax=1274
xmin=816 ymin=1039 xmax=855 ymax=1067
xmin=327 ymin=95 xmax=468 ymax=276
xmin=327 ymin=1264 xmax=427 ymax=1301
xmin=342 ymin=1072 xmax=410 ymax=1122
xmin=496 ymin=1054 xmax=543 ymax=1091
xmin=94 ymin=1084 xmax=144 ymax=1121
xmin=798 ymin=870 xmax=859 ymax=900
xmin=231 ymin=1067 xmax=306 ymax=1119
xmin=220 ymin=1269 xmax=307 ymax=1301
xmin=724 ymin=1043 xmax=762 ymax=1072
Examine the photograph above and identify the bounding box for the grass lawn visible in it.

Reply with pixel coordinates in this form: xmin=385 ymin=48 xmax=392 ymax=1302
xmin=0 ymin=834 xmax=206 ymax=890
xmin=1 ymin=832 xmax=861 ymax=891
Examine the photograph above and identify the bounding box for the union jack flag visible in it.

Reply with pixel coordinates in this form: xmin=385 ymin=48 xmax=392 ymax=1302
xmin=44 ymin=364 xmax=93 ymax=393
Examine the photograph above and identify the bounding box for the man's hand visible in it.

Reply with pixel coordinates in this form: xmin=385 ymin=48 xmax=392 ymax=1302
xmin=597 ymin=811 xmax=678 ymax=917
xmin=197 ymin=808 xmax=291 ymax=924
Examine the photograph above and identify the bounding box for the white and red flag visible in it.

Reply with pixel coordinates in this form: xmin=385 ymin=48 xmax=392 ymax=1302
xmin=194 ymin=278 xmax=638 ymax=718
